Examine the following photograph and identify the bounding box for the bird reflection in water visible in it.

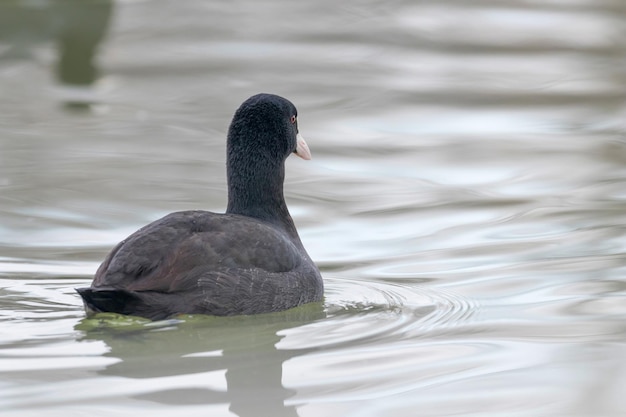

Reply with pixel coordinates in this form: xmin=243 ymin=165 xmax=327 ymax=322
xmin=77 ymin=303 xmax=326 ymax=417
xmin=0 ymin=0 xmax=113 ymax=109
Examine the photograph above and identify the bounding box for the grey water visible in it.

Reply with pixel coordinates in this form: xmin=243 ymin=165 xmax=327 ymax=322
xmin=1 ymin=0 xmax=625 ymax=416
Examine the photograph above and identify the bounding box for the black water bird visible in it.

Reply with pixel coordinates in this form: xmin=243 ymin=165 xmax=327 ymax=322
xmin=76 ymin=94 xmax=323 ymax=320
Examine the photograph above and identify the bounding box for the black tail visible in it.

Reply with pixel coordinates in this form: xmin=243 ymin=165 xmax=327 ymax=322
xmin=76 ymin=287 xmax=143 ymax=316
xmin=75 ymin=287 xmax=176 ymax=320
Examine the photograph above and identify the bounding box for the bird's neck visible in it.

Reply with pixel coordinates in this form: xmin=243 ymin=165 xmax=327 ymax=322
xmin=226 ymin=157 xmax=302 ymax=244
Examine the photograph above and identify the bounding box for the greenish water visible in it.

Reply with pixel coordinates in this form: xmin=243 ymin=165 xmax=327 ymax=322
xmin=1 ymin=1 xmax=625 ymax=416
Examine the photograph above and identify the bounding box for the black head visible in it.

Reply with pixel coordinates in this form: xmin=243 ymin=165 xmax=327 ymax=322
xmin=227 ymin=93 xmax=307 ymax=164
xmin=225 ymin=94 xmax=310 ymax=225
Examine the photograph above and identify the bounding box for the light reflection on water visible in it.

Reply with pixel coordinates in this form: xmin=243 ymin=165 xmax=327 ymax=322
xmin=1 ymin=0 xmax=626 ymax=416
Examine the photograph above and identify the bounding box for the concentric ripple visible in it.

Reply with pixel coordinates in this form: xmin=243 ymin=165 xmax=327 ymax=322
xmin=278 ymin=275 xmax=480 ymax=349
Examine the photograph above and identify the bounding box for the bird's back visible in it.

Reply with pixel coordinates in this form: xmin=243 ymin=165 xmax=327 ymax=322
xmin=77 ymin=210 xmax=323 ymax=320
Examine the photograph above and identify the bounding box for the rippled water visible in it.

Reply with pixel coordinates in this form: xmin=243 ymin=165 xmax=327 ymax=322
xmin=1 ymin=0 xmax=626 ymax=416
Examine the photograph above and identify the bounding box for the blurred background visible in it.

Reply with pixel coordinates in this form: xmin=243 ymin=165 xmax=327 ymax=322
xmin=1 ymin=1 xmax=625 ymax=416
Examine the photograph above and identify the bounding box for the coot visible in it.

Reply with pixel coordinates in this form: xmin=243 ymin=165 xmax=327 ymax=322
xmin=76 ymin=93 xmax=324 ymax=320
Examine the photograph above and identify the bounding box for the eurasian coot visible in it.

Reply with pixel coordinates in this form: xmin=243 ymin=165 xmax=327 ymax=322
xmin=76 ymin=93 xmax=324 ymax=320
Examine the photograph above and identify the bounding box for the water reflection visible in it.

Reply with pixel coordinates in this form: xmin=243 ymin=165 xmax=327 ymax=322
xmin=0 ymin=0 xmax=112 ymax=107
xmin=77 ymin=304 xmax=325 ymax=417
xmin=1 ymin=0 xmax=626 ymax=415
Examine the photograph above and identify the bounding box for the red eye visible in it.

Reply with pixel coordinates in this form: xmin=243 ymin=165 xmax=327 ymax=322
xmin=290 ymin=115 xmax=297 ymax=124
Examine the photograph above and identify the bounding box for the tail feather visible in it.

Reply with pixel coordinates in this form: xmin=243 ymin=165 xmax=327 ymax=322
xmin=76 ymin=287 xmax=142 ymax=316
xmin=76 ymin=287 xmax=178 ymax=320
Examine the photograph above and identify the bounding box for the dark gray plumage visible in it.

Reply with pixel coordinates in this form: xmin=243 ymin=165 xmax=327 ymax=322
xmin=76 ymin=94 xmax=323 ymax=320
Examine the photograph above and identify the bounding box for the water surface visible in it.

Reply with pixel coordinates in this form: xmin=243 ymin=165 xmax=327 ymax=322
xmin=1 ymin=0 xmax=625 ymax=416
